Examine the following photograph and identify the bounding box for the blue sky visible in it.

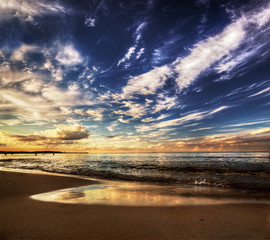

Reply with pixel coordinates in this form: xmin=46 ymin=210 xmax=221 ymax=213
xmin=0 ymin=0 xmax=270 ymax=152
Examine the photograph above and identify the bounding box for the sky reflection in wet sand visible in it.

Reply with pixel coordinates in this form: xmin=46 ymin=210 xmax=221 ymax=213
xmin=31 ymin=181 xmax=270 ymax=206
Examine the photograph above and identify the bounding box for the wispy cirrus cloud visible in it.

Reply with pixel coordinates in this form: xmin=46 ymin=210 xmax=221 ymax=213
xmin=173 ymin=20 xmax=245 ymax=90
xmin=114 ymin=101 xmax=147 ymax=119
xmin=134 ymin=21 xmax=148 ymax=43
xmin=248 ymin=87 xmax=270 ymax=98
xmin=174 ymin=2 xmax=270 ymax=88
xmin=136 ymin=106 xmax=229 ymax=133
xmin=152 ymin=94 xmax=178 ymax=113
xmin=227 ymin=120 xmax=270 ymax=127
xmin=0 ymin=0 xmax=269 ymax=153
xmin=121 ymin=2 xmax=270 ymax=96
xmin=75 ymin=108 xmax=104 ymax=121
xmin=0 ymin=119 xmax=22 ymax=126
xmin=122 ymin=65 xmax=173 ymax=96
xmin=141 ymin=114 xmax=170 ymax=123
xmin=117 ymin=46 xmax=136 ymax=66
xmin=0 ymin=0 xmax=66 ymax=20
xmin=151 ymin=30 xmax=184 ymax=65
xmin=190 ymin=127 xmax=213 ymax=132
xmin=107 ymin=122 xmax=118 ymax=132
xmin=117 ymin=21 xmax=148 ymax=67
xmin=136 ymin=48 xmax=145 ymax=59
xmin=228 ymin=80 xmax=270 ymax=98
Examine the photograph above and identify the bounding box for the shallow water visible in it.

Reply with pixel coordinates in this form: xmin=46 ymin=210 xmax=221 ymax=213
xmin=31 ymin=180 xmax=270 ymax=206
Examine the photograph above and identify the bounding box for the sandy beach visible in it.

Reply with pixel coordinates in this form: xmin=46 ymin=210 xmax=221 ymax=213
xmin=0 ymin=170 xmax=269 ymax=240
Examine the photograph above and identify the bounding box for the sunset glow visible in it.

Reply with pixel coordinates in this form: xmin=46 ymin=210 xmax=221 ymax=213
xmin=0 ymin=0 xmax=269 ymax=153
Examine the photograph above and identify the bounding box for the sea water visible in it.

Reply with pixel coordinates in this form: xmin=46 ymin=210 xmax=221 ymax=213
xmin=1 ymin=152 xmax=270 ymax=205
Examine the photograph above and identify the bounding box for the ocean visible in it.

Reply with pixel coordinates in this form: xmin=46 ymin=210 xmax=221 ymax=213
xmin=1 ymin=152 xmax=269 ymax=192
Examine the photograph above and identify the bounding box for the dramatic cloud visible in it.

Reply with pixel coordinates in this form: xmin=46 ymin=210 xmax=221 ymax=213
xmin=122 ymin=66 xmax=173 ymax=96
xmin=43 ymin=125 xmax=90 ymax=140
xmin=121 ymin=2 xmax=270 ymax=95
xmin=0 ymin=0 xmax=66 ymax=20
xmin=22 ymin=78 xmax=44 ymax=94
xmin=4 ymin=125 xmax=90 ymax=145
xmin=55 ymin=45 xmax=84 ymax=66
xmin=173 ymin=19 xmax=245 ymax=90
xmin=174 ymin=3 xmax=270 ymax=89
xmin=0 ymin=1 xmax=269 ymax=152
xmin=0 ymin=75 xmax=97 ymax=122
xmin=10 ymin=44 xmax=39 ymax=62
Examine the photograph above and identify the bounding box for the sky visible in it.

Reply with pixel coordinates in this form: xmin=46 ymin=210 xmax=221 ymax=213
xmin=0 ymin=0 xmax=270 ymax=153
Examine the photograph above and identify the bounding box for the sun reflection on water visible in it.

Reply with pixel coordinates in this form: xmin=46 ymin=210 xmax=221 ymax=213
xmin=31 ymin=181 xmax=268 ymax=206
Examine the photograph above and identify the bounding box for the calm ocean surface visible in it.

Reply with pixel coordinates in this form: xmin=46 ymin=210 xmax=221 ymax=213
xmin=1 ymin=152 xmax=270 ymax=194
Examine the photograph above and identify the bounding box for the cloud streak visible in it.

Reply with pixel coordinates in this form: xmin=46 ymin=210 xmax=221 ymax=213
xmin=0 ymin=0 xmax=66 ymax=20
xmin=121 ymin=2 xmax=270 ymax=96
xmin=117 ymin=46 xmax=136 ymax=66
xmin=174 ymin=20 xmax=244 ymax=90
xmin=136 ymin=106 xmax=229 ymax=133
xmin=122 ymin=66 xmax=173 ymax=96
xmin=157 ymin=127 xmax=270 ymax=152
xmin=4 ymin=125 xmax=90 ymax=144
xmin=0 ymin=1 xmax=269 ymax=152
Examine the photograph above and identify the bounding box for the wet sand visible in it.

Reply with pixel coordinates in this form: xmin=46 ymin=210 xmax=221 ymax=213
xmin=0 ymin=170 xmax=269 ymax=240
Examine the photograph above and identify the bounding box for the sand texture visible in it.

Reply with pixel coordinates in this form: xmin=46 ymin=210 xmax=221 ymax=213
xmin=0 ymin=170 xmax=269 ymax=240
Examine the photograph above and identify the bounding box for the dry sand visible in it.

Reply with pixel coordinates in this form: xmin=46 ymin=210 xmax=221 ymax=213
xmin=0 ymin=170 xmax=269 ymax=240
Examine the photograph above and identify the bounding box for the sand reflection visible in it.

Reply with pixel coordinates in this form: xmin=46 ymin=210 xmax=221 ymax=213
xmin=31 ymin=181 xmax=267 ymax=206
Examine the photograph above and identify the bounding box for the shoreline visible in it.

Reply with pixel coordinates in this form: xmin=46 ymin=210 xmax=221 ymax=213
xmin=1 ymin=169 xmax=270 ymax=239
xmin=1 ymin=167 xmax=270 ymax=206
xmin=0 ymin=167 xmax=102 ymax=183
xmin=2 ymin=167 xmax=270 ymax=203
